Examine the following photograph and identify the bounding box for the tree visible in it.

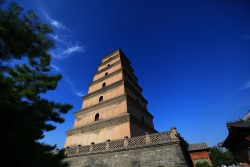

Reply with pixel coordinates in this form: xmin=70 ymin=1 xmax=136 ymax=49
xmin=195 ymin=161 xmax=211 ymax=167
xmin=209 ymin=146 xmax=235 ymax=167
xmin=0 ymin=2 xmax=72 ymax=167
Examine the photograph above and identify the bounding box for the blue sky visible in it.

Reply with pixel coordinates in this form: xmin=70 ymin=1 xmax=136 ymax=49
xmin=6 ymin=0 xmax=250 ymax=148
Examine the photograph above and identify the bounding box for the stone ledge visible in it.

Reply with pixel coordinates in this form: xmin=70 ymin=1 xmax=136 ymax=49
xmin=102 ymin=49 xmax=121 ymax=63
xmin=66 ymin=113 xmax=130 ymax=136
xmin=88 ymin=69 xmax=122 ymax=87
xmin=83 ymin=79 xmax=124 ymax=100
xmin=95 ymin=58 xmax=134 ymax=75
xmin=94 ymin=60 xmax=121 ymax=75
xmin=75 ymin=94 xmax=127 ymax=116
xmin=67 ymin=141 xmax=180 ymax=157
xmin=102 ymin=49 xmax=131 ymax=65
xmin=122 ymin=63 xmax=138 ymax=81
xmin=124 ymin=79 xmax=148 ymax=104
xmin=75 ymin=93 xmax=153 ymax=123
xmin=127 ymin=95 xmax=153 ymax=118
xmin=84 ymin=79 xmax=145 ymax=104
xmin=66 ymin=113 xmax=156 ymax=137
xmin=98 ymin=54 xmax=120 ymax=67
xmin=130 ymin=113 xmax=156 ymax=133
xmin=94 ymin=60 xmax=137 ymax=84
xmin=65 ymin=130 xmax=180 ymax=157
xmin=123 ymin=69 xmax=143 ymax=92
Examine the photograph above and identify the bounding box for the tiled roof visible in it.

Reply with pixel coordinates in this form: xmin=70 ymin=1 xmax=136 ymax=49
xmin=227 ymin=120 xmax=250 ymax=128
xmin=220 ymin=112 xmax=250 ymax=148
xmin=243 ymin=111 xmax=250 ymax=121
xmin=188 ymin=143 xmax=208 ymax=151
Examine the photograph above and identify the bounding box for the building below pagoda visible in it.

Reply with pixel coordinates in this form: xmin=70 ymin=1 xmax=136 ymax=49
xmin=220 ymin=111 xmax=250 ymax=165
xmin=188 ymin=143 xmax=212 ymax=167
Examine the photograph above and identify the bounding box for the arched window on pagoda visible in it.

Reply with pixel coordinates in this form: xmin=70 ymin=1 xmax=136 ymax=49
xmin=95 ymin=113 xmax=99 ymax=121
xmin=99 ymin=96 xmax=103 ymax=102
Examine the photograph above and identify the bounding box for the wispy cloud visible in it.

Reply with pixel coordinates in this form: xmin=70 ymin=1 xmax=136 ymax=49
xmin=76 ymin=92 xmax=84 ymax=97
xmin=43 ymin=12 xmax=85 ymax=59
xmin=52 ymin=44 xmax=85 ymax=59
xmin=50 ymin=35 xmax=64 ymax=43
xmin=62 ymin=44 xmax=85 ymax=55
xmin=51 ymin=20 xmax=63 ymax=29
xmin=239 ymin=80 xmax=250 ymax=90
xmin=64 ymin=74 xmax=85 ymax=97
xmin=63 ymin=74 xmax=74 ymax=89
xmin=44 ymin=13 xmax=70 ymax=31
xmin=50 ymin=64 xmax=84 ymax=96
xmin=51 ymin=64 xmax=60 ymax=72
xmin=41 ymin=10 xmax=85 ymax=97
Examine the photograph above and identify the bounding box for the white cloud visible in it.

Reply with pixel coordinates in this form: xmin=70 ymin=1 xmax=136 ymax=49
xmin=75 ymin=92 xmax=84 ymax=97
xmin=63 ymin=74 xmax=85 ymax=97
xmin=51 ymin=20 xmax=62 ymax=28
xmin=239 ymin=80 xmax=250 ymax=90
xmin=62 ymin=44 xmax=85 ymax=55
xmin=44 ymin=13 xmax=70 ymax=31
xmin=52 ymin=44 xmax=85 ymax=59
xmin=64 ymin=74 xmax=74 ymax=88
xmin=51 ymin=64 xmax=60 ymax=72
xmin=51 ymin=35 xmax=64 ymax=43
xmin=50 ymin=66 xmax=85 ymax=96
xmin=43 ymin=12 xmax=85 ymax=59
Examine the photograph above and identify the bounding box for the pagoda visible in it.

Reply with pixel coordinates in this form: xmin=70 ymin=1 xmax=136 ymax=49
xmin=64 ymin=49 xmax=156 ymax=147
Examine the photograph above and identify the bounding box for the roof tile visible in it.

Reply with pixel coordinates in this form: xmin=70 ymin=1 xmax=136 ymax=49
xmin=188 ymin=143 xmax=208 ymax=151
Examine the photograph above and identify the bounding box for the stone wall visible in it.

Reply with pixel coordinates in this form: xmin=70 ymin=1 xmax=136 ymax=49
xmin=65 ymin=143 xmax=190 ymax=167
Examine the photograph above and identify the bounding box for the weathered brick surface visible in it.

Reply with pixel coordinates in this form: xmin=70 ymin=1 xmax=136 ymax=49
xmin=65 ymin=143 xmax=189 ymax=167
xmin=190 ymin=151 xmax=209 ymax=160
xmin=189 ymin=151 xmax=212 ymax=166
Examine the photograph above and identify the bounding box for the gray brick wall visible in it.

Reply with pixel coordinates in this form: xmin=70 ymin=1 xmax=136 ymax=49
xmin=65 ymin=143 xmax=189 ymax=167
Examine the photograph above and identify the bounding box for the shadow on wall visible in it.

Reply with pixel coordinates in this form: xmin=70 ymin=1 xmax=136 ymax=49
xmin=85 ymin=157 xmax=108 ymax=167
xmin=84 ymin=158 xmax=144 ymax=167
xmin=131 ymin=160 xmax=141 ymax=167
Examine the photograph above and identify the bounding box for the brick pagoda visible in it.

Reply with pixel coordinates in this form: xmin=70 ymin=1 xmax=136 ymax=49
xmin=64 ymin=49 xmax=156 ymax=147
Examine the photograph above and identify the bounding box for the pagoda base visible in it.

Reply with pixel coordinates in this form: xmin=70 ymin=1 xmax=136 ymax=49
xmin=64 ymin=129 xmax=192 ymax=167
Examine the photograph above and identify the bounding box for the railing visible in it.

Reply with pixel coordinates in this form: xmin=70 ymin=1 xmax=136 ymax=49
xmin=65 ymin=130 xmax=179 ymax=156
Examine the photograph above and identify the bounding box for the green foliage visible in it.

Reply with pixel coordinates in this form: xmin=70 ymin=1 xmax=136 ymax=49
xmin=195 ymin=161 xmax=211 ymax=167
xmin=0 ymin=2 xmax=72 ymax=167
xmin=0 ymin=2 xmax=54 ymax=67
xmin=209 ymin=146 xmax=235 ymax=167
